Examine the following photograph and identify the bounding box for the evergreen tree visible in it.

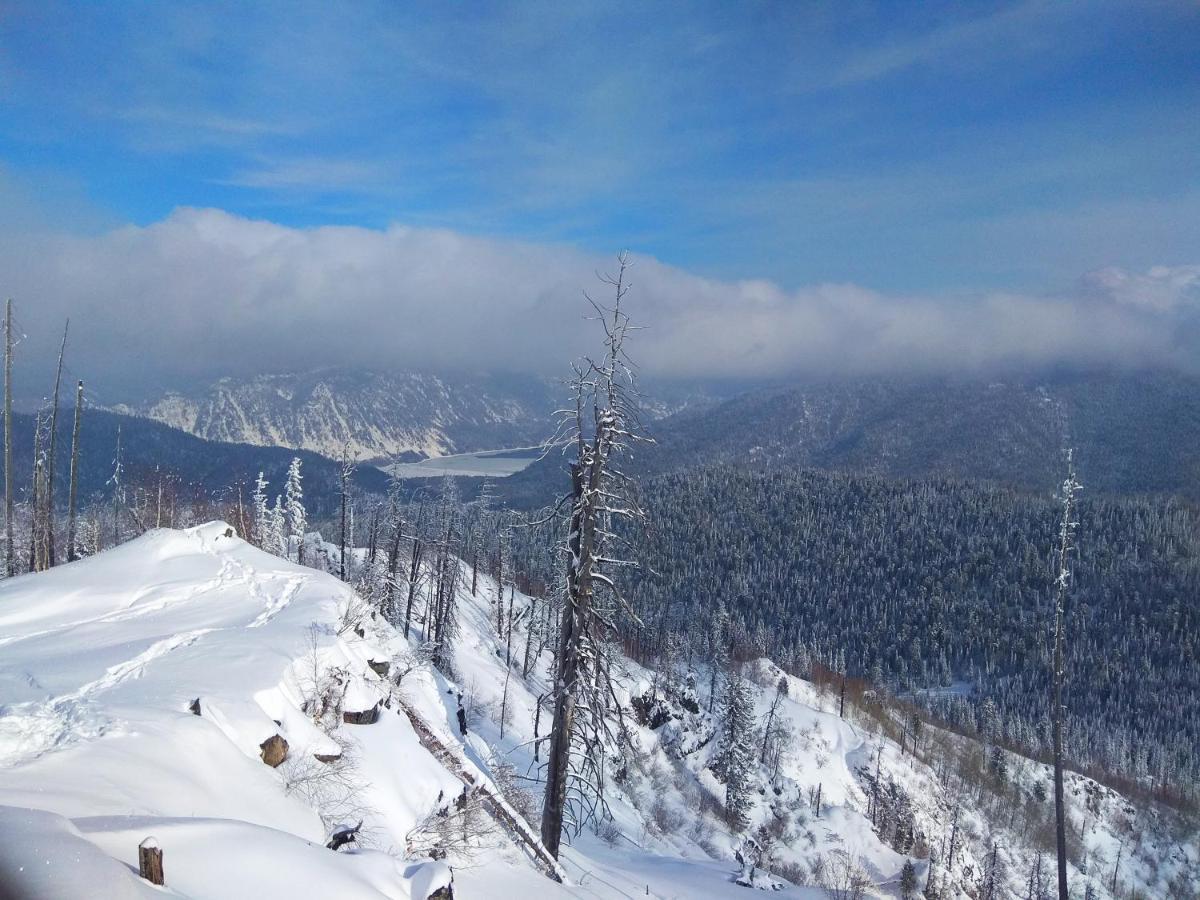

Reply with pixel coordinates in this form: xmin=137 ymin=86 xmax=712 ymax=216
xmin=714 ymin=669 xmax=758 ymax=830
xmin=270 ymin=495 xmax=287 ymax=558
xmin=285 ymin=457 xmax=306 ymax=563
xmin=900 ymin=859 xmax=918 ymax=899
xmin=251 ymin=472 xmax=269 ymax=548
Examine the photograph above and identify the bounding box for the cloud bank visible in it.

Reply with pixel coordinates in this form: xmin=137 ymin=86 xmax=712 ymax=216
xmin=1 ymin=208 xmax=1196 ymax=397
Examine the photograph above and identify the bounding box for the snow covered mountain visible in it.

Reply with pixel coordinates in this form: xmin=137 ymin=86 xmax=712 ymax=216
xmin=111 ymin=369 xmax=560 ymax=462
xmin=0 ymin=525 xmax=1194 ymax=898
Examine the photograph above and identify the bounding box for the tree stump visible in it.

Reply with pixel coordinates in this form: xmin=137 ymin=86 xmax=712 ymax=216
xmin=259 ymin=733 xmax=289 ymax=767
xmin=138 ymin=837 xmax=164 ymax=885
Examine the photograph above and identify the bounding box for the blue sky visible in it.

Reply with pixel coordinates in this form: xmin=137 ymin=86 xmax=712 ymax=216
xmin=0 ymin=1 xmax=1197 ymax=388
xmin=2 ymin=0 xmax=1196 ymax=294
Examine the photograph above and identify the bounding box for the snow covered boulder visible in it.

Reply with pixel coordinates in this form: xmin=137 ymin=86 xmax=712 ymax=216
xmin=342 ymin=682 xmax=383 ymax=724
xmin=343 ymin=702 xmax=380 ymax=725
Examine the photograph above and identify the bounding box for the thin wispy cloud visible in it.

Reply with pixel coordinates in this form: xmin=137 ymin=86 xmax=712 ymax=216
xmin=220 ymin=158 xmax=394 ymax=191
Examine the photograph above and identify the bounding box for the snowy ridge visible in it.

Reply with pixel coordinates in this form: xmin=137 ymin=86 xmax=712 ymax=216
xmin=0 ymin=525 xmax=1195 ymax=898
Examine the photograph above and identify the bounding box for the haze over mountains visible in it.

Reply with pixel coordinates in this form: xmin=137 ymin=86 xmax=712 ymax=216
xmin=77 ymin=365 xmax=1200 ymax=508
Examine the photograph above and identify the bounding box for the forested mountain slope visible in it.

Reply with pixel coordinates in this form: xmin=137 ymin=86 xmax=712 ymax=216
xmin=494 ymin=369 xmax=1200 ymax=507
xmin=624 ymin=466 xmax=1200 ymax=806
xmin=4 ymin=408 xmax=389 ymax=517
xmin=2 ymin=523 xmax=1194 ymax=898
xmin=648 ymin=370 xmax=1200 ymax=497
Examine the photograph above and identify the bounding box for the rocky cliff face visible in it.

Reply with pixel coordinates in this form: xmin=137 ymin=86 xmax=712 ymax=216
xmin=113 ymin=369 xmax=559 ymax=462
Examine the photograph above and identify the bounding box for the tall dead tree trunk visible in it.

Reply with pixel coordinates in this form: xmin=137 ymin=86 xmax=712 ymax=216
xmin=541 ymin=461 xmax=590 ymax=858
xmin=29 ymin=413 xmax=43 ymax=572
xmin=1052 ymin=450 xmax=1081 ymax=900
xmin=540 ymin=253 xmax=646 ymax=860
xmin=386 ymin=507 xmax=404 ymax=624
xmin=112 ymin=425 xmax=122 ymax=547
xmin=495 ymin=529 xmax=505 ymax=632
xmin=66 ymin=380 xmax=82 ymax=562
xmin=4 ymin=298 xmax=13 ymax=576
xmin=338 ymin=444 xmax=355 ymax=582
xmin=45 ymin=320 xmax=67 ymax=567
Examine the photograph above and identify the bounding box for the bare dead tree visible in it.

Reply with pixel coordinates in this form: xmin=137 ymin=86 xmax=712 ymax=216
xmin=429 ymin=477 xmax=462 ymax=669
xmin=4 ymin=299 xmax=13 ymax=576
xmin=338 ymin=442 xmax=356 ymax=582
xmin=110 ymin=424 xmax=124 ymax=547
xmin=540 ymin=252 xmax=649 ymax=859
xmin=384 ymin=481 xmax=405 ymax=625
xmin=404 ymin=501 xmax=427 ymax=638
xmin=1052 ymin=449 xmax=1082 ymax=900
xmin=29 ymin=411 xmax=44 ymax=572
xmin=66 ymin=380 xmax=83 ymax=562
xmin=45 ymin=320 xmax=67 ymax=566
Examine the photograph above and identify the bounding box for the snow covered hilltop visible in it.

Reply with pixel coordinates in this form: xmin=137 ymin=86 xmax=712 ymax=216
xmin=0 ymin=523 xmax=1194 ymax=898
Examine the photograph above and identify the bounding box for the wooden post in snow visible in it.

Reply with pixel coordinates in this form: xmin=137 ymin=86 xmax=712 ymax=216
xmin=138 ymin=837 xmax=164 ymax=885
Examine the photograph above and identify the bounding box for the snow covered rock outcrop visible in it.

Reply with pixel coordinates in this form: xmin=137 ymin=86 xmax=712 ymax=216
xmin=111 ymin=369 xmax=555 ymax=461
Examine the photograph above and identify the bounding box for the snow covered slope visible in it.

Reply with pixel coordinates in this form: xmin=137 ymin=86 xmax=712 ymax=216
xmin=0 ymin=525 xmax=474 ymax=898
xmin=0 ymin=525 xmax=1194 ymax=899
xmin=0 ymin=523 xmax=777 ymax=898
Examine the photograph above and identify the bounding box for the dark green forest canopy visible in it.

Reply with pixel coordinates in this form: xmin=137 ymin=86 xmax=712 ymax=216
xmin=624 ymin=466 xmax=1200 ymax=797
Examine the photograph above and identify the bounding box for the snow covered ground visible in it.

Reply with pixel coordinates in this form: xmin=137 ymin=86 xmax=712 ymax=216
xmin=0 ymin=524 xmax=1195 ymax=898
xmin=0 ymin=524 xmax=780 ymax=898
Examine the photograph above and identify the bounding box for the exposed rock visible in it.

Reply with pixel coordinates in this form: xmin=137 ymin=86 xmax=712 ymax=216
xmin=259 ymin=734 xmax=289 ymax=767
xmin=188 ymin=698 xmax=201 ymax=716
xmin=314 ymin=751 xmax=342 ymax=764
xmin=343 ymin=702 xmax=380 ymax=725
xmin=367 ymin=658 xmax=390 ymax=678
xmin=631 ymin=692 xmax=671 ymax=730
xmin=325 ymin=819 xmax=362 ymax=851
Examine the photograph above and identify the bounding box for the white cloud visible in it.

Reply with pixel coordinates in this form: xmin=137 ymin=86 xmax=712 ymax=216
xmin=1079 ymin=264 xmax=1200 ymax=312
xmin=1 ymin=208 xmax=1196 ymax=397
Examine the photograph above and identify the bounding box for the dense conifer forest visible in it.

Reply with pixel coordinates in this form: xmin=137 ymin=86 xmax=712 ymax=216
xmin=620 ymin=466 xmax=1200 ymax=806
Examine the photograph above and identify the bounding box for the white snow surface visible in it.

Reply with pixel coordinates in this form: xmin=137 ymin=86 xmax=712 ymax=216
xmin=0 ymin=524 xmax=462 ymax=899
xmin=0 ymin=523 xmax=1195 ymax=899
